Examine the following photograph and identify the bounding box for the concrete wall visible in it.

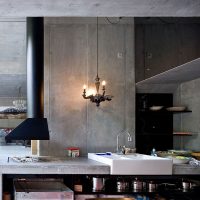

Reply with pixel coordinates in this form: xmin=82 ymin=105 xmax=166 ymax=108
xmin=173 ymin=78 xmax=200 ymax=151
xmin=135 ymin=22 xmax=200 ymax=83
xmin=39 ymin=17 xmax=135 ymax=156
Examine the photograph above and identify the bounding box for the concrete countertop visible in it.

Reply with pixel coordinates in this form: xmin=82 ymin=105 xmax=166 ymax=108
xmin=0 ymin=145 xmax=199 ymax=175
xmin=0 ymin=156 xmax=110 ymax=175
xmin=1 ymin=158 xmax=199 ymax=175
xmin=173 ymin=163 xmax=200 ymax=175
xmin=0 ymin=145 xmax=110 ymax=174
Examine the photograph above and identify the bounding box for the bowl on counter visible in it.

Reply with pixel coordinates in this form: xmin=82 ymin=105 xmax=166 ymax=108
xmin=171 ymin=156 xmax=191 ymax=164
xmin=167 ymin=149 xmax=192 ymax=157
xmin=156 ymin=151 xmax=191 ymax=164
xmin=157 ymin=150 xmax=192 ymax=157
xmin=156 ymin=151 xmax=174 ymax=158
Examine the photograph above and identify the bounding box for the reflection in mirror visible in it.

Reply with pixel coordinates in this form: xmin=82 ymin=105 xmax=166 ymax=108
xmin=0 ymin=17 xmax=26 ymax=146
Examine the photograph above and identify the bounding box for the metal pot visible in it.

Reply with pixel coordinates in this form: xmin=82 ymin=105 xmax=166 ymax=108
xmin=92 ymin=177 xmax=105 ymax=191
xmin=182 ymin=181 xmax=190 ymax=190
xmin=132 ymin=179 xmax=143 ymax=191
xmin=148 ymin=181 xmax=157 ymax=192
xmin=116 ymin=180 xmax=129 ymax=192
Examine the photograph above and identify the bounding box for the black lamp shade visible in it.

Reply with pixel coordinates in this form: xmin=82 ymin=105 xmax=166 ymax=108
xmin=5 ymin=118 xmax=49 ymax=140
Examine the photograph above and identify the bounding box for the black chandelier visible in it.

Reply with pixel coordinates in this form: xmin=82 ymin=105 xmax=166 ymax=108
xmin=82 ymin=17 xmax=113 ymax=107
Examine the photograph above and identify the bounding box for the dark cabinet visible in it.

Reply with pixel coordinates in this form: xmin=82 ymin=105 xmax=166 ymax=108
xmin=136 ymin=93 xmax=173 ymax=154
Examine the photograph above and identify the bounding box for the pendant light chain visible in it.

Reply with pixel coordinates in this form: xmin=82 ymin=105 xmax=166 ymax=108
xmin=96 ymin=17 xmax=99 ymax=78
xmin=95 ymin=17 xmax=100 ymax=94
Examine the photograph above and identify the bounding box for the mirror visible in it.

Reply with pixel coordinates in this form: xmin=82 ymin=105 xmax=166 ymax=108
xmin=0 ymin=17 xmax=27 ymax=146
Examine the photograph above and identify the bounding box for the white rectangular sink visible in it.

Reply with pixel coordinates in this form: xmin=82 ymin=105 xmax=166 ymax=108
xmin=88 ymin=153 xmax=172 ymax=175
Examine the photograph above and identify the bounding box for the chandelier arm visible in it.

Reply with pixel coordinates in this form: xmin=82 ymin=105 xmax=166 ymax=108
xmin=82 ymin=94 xmax=94 ymax=99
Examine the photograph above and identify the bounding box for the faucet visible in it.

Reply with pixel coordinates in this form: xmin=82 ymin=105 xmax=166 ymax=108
xmin=116 ymin=130 xmax=132 ymax=154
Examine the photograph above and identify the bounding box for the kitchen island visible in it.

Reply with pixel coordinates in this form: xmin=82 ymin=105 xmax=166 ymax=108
xmin=0 ymin=146 xmax=200 ymax=200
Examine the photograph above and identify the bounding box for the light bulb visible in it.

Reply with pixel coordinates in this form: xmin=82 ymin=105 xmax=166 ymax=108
xmin=83 ymin=84 xmax=87 ymax=90
xmin=87 ymin=88 xmax=96 ymax=96
xmin=102 ymin=80 xmax=106 ymax=91
xmin=102 ymin=80 xmax=106 ymax=86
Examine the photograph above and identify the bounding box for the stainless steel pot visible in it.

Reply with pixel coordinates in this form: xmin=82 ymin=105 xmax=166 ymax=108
xmin=92 ymin=177 xmax=105 ymax=191
xmin=148 ymin=181 xmax=157 ymax=192
xmin=116 ymin=180 xmax=129 ymax=192
xmin=132 ymin=179 xmax=143 ymax=191
xmin=182 ymin=181 xmax=190 ymax=190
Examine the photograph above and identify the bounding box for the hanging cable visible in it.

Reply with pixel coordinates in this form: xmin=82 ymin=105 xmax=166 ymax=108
xmin=106 ymin=17 xmax=122 ymax=25
xmin=96 ymin=17 xmax=99 ymax=77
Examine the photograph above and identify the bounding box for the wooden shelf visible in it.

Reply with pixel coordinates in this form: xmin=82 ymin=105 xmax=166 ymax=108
xmin=173 ymin=132 xmax=192 ymax=136
xmin=0 ymin=113 xmax=26 ymax=119
xmin=136 ymin=57 xmax=200 ymax=85
xmin=169 ymin=110 xmax=192 ymax=114
xmin=138 ymin=110 xmax=192 ymax=114
xmin=137 ymin=134 xmax=173 ymax=136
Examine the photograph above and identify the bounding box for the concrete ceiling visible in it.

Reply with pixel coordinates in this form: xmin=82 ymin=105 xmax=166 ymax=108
xmin=0 ymin=0 xmax=199 ymax=17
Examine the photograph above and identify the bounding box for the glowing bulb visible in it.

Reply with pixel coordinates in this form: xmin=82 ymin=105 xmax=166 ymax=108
xmin=83 ymin=84 xmax=87 ymax=90
xmin=87 ymin=88 xmax=96 ymax=96
xmin=102 ymin=80 xmax=106 ymax=86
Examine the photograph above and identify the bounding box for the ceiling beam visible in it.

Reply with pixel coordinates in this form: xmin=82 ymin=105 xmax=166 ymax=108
xmin=0 ymin=0 xmax=199 ymax=17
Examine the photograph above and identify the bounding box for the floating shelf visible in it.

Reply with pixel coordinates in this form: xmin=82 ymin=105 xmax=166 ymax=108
xmin=173 ymin=132 xmax=192 ymax=136
xmin=136 ymin=57 xmax=200 ymax=85
xmin=138 ymin=110 xmax=192 ymax=114
xmin=170 ymin=110 xmax=192 ymax=114
xmin=0 ymin=113 xmax=26 ymax=119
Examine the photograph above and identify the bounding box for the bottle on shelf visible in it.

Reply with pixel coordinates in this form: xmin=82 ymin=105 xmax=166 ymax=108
xmin=73 ymin=177 xmax=83 ymax=192
xmin=151 ymin=148 xmax=157 ymax=156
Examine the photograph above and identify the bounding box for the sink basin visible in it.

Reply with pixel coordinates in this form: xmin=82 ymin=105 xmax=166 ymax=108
xmin=88 ymin=153 xmax=172 ymax=175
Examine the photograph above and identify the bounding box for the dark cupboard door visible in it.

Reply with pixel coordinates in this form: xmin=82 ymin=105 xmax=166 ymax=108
xmin=136 ymin=93 xmax=173 ymax=154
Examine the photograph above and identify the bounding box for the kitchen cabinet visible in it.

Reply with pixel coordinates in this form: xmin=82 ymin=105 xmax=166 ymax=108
xmin=136 ymin=93 xmax=173 ymax=154
xmin=136 ymin=93 xmax=193 ymax=154
xmin=3 ymin=174 xmax=200 ymax=200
